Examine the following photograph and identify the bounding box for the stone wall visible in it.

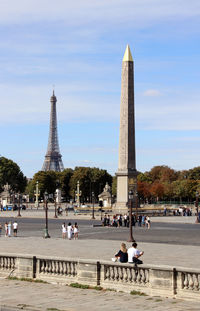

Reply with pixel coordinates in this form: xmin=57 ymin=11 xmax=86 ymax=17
xmin=0 ymin=254 xmax=199 ymax=300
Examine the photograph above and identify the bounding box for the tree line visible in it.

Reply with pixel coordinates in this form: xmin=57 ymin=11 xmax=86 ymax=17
xmin=27 ymin=167 xmax=113 ymax=202
xmin=1 ymin=156 xmax=200 ymax=204
xmin=137 ymin=165 xmax=200 ymax=203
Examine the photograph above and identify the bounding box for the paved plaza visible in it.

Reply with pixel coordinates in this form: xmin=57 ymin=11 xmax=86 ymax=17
xmin=0 ymin=212 xmax=200 ymax=310
xmin=0 ymin=278 xmax=200 ymax=311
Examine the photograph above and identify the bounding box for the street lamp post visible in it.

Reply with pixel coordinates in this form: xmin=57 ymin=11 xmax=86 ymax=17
xmin=135 ymin=191 xmax=138 ymax=220
xmin=91 ymin=191 xmax=95 ymax=219
xmin=195 ymin=191 xmax=199 ymax=224
xmin=54 ymin=191 xmax=58 ymax=218
xmin=127 ymin=190 xmax=135 ymax=242
xmin=17 ymin=193 xmax=21 ymax=217
xmin=44 ymin=191 xmax=50 ymax=238
xmin=34 ymin=181 xmax=40 ymax=209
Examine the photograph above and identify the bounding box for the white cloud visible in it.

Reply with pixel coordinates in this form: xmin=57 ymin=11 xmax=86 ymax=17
xmin=0 ymin=0 xmax=199 ymax=28
xmin=143 ymin=89 xmax=161 ymax=97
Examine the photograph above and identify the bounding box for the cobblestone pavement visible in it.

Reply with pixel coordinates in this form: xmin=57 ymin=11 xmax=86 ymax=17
xmin=0 ymin=279 xmax=200 ymax=311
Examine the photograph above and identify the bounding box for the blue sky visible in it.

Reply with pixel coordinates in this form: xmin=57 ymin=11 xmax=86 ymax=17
xmin=0 ymin=0 xmax=200 ymax=177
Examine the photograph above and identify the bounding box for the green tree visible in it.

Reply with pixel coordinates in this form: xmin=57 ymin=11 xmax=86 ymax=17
xmin=69 ymin=167 xmax=112 ymax=202
xmin=187 ymin=167 xmax=200 ymax=180
xmin=112 ymin=176 xmax=117 ymax=197
xmin=32 ymin=170 xmax=59 ymax=198
xmin=0 ymin=156 xmax=27 ymax=192
xmin=60 ymin=168 xmax=74 ymax=200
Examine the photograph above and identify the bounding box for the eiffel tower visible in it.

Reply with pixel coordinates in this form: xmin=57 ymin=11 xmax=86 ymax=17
xmin=42 ymin=91 xmax=64 ymax=172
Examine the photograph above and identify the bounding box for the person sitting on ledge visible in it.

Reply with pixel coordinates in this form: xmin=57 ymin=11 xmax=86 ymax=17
xmin=128 ymin=242 xmax=144 ymax=265
xmin=114 ymin=243 xmax=128 ymax=263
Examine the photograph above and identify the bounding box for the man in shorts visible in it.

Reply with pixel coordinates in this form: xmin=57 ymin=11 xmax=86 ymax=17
xmin=13 ymin=221 xmax=18 ymax=237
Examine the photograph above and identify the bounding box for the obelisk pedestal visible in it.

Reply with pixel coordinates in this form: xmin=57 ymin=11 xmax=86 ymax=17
xmin=114 ymin=45 xmax=137 ymax=213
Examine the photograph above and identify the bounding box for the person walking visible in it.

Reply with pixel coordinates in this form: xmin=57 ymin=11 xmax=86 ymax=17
xmin=123 ymin=214 xmax=127 ymax=227
xmin=138 ymin=215 xmax=142 ymax=227
xmin=62 ymin=222 xmax=67 ymax=239
xmin=146 ymin=216 xmax=151 ymax=229
xmin=0 ymin=223 xmax=2 ymax=236
xmin=74 ymin=222 xmax=79 ymax=240
xmin=13 ymin=221 xmax=18 ymax=237
xmin=128 ymin=242 xmax=144 ymax=265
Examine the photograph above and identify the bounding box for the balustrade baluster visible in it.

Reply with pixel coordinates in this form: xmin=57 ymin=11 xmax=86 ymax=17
xmin=59 ymin=261 xmax=63 ymax=275
xmin=183 ymin=273 xmax=189 ymax=289
xmin=127 ymin=267 xmax=132 ymax=283
xmin=44 ymin=261 xmax=48 ymax=274
xmin=51 ymin=261 xmax=55 ymax=274
xmin=118 ymin=267 xmax=123 ymax=282
xmin=114 ymin=266 xmax=119 ymax=281
xmin=105 ymin=266 xmax=110 ymax=280
xmin=63 ymin=262 xmax=67 ymax=275
xmin=194 ymin=274 xmax=199 ymax=291
xmin=110 ymin=266 xmax=114 ymax=280
xmin=132 ymin=268 xmax=137 ymax=283
xmin=67 ymin=262 xmax=71 ymax=276
xmin=55 ymin=261 xmax=59 ymax=274
xmin=189 ymin=273 xmax=194 ymax=290
xmin=72 ymin=262 xmax=77 ymax=276
xmin=136 ymin=268 xmax=142 ymax=283
xmin=40 ymin=260 xmax=45 ymax=273
xmin=141 ymin=269 xmax=146 ymax=284
xmin=7 ymin=257 xmax=10 ymax=269
xmin=123 ymin=268 xmax=128 ymax=282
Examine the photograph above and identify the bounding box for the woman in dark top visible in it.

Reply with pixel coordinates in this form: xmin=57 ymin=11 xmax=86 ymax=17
xmin=115 ymin=243 xmax=128 ymax=263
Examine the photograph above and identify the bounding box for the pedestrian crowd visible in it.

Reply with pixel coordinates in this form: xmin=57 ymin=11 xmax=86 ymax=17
xmin=0 ymin=221 xmax=18 ymax=237
xmin=61 ymin=222 xmax=79 ymax=240
xmin=102 ymin=214 xmax=151 ymax=229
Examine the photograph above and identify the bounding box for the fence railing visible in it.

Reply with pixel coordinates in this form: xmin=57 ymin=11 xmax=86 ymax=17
xmin=0 ymin=254 xmax=199 ymax=300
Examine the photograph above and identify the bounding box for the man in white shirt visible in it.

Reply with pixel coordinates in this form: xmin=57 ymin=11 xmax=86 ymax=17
xmin=128 ymin=242 xmax=144 ymax=265
xmin=13 ymin=221 xmax=18 ymax=237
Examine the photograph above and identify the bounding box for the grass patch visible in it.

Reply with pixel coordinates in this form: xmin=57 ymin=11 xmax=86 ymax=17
xmin=70 ymin=283 xmax=90 ymax=289
xmin=130 ymin=290 xmax=148 ymax=296
xmin=46 ymin=309 xmax=65 ymax=311
xmin=69 ymin=283 xmax=103 ymax=291
xmin=8 ymin=276 xmax=48 ymax=284
xmin=105 ymin=288 xmax=117 ymax=292
xmin=93 ymin=286 xmax=103 ymax=291
xmin=155 ymin=299 xmax=163 ymax=302
xmin=146 ymin=298 xmax=153 ymax=300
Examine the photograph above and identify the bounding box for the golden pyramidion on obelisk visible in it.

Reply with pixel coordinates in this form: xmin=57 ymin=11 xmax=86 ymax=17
xmin=122 ymin=44 xmax=133 ymax=62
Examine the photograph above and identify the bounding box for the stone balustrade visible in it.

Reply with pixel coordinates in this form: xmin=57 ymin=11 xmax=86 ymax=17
xmin=36 ymin=256 xmax=78 ymax=283
xmin=0 ymin=253 xmax=199 ymax=300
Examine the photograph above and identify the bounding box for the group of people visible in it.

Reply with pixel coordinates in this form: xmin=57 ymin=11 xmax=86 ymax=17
xmin=62 ymin=222 xmax=79 ymax=240
xmin=113 ymin=242 xmax=144 ymax=265
xmin=102 ymin=214 xmax=151 ymax=229
xmin=0 ymin=221 xmax=18 ymax=237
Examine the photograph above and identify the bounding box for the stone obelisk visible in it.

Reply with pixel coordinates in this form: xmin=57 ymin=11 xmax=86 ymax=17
xmin=115 ymin=45 xmax=137 ymax=212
